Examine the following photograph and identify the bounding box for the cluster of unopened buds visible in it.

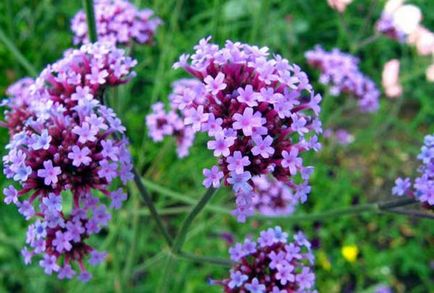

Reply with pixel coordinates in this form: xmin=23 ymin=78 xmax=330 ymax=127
xmin=2 ymin=42 xmax=136 ymax=281
xmin=164 ymin=37 xmax=323 ymax=222
xmin=71 ymin=0 xmax=161 ymax=45
xmin=213 ymin=226 xmax=316 ymax=292
xmin=305 ymin=46 xmax=380 ymax=113
xmin=392 ymin=134 xmax=434 ymax=206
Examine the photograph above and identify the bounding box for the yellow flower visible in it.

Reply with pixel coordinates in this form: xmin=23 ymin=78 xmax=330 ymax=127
xmin=341 ymin=245 xmax=359 ymax=263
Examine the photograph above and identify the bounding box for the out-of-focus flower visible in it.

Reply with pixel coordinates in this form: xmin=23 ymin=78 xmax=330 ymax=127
xmin=374 ymin=285 xmax=393 ymax=293
xmin=382 ymin=59 xmax=402 ymax=98
xmin=214 ymin=227 xmax=316 ymax=292
xmin=341 ymin=245 xmax=359 ymax=262
xmin=426 ymin=64 xmax=434 ymax=82
xmin=324 ymin=128 xmax=354 ymax=145
xmin=392 ymin=134 xmax=434 ymax=206
xmin=306 ymin=46 xmax=380 ymax=112
xmin=146 ymin=79 xmax=204 ymax=158
xmin=377 ymin=1 xmax=422 ymax=40
xmin=327 ymin=0 xmax=353 ymax=13
xmin=71 ymin=0 xmax=161 ymax=46
xmin=172 ymin=37 xmax=322 ymax=222
xmin=408 ymin=26 xmax=434 ymax=56
xmin=1 ymin=42 xmax=135 ymax=281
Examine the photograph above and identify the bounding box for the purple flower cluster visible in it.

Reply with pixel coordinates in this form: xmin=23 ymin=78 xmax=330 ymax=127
xmin=323 ymin=128 xmax=354 ymax=145
xmin=71 ymin=0 xmax=161 ymax=46
xmin=215 ymin=226 xmax=316 ymax=292
xmin=172 ymin=37 xmax=322 ymax=222
xmin=2 ymin=42 xmax=136 ymax=281
xmin=146 ymin=79 xmax=205 ymax=158
xmin=251 ymin=175 xmax=298 ymax=217
xmin=305 ymin=46 xmax=380 ymax=113
xmin=392 ymin=134 xmax=434 ymax=206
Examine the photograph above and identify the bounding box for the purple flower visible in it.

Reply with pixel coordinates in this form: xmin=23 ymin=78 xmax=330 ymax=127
xmin=203 ymin=166 xmax=224 ymax=188
xmin=207 ymin=132 xmax=235 ymax=157
xmin=281 ymin=149 xmax=302 ymax=175
xmin=227 ymin=151 xmax=251 ymax=174
xmin=31 ymin=130 xmax=51 ymax=150
xmin=39 ymin=254 xmax=59 ymax=275
xmin=110 ymin=189 xmax=127 ymax=209
xmin=237 ymin=85 xmax=258 ymax=107
xmin=52 ymin=231 xmax=73 ymax=252
xmin=78 ymin=271 xmax=92 ymax=283
xmin=184 ymin=105 xmax=209 ymax=132
xmin=21 ymin=247 xmax=33 ymax=264
xmin=18 ymin=201 xmax=35 ymax=220
xmin=3 ymin=185 xmax=18 ymax=205
xmin=101 ymin=140 xmax=119 ymax=161
xmin=42 ymin=194 xmax=62 ymax=212
xmin=89 ymin=250 xmax=107 ymax=266
xmin=68 ymin=146 xmax=92 ymax=167
xmin=228 ymin=270 xmax=248 ymax=289
xmin=71 ymin=0 xmax=161 ymax=46
xmin=251 ymin=135 xmax=275 ymax=158
xmin=72 ymin=122 xmax=98 ymax=144
xmin=37 ymin=160 xmax=61 ymax=186
xmin=392 ymin=177 xmax=411 ymax=196
xmin=216 ymin=226 xmax=316 ymax=291
xmin=245 ymin=278 xmax=266 ymax=293
xmin=232 ymin=107 xmax=264 ymax=137
xmin=227 ymin=171 xmax=252 ymax=193
xmin=204 ymin=73 xmax=227 ymax=95
xmin=58 ymin=264 xmax=76 ymax=280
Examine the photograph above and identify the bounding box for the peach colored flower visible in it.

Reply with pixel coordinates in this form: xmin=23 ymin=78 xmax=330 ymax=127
xmin=327 ymin=0 xmax=353 ymax=13
xmin=426 ymin=64 xmax=434 ymax=82
xmin=382 ymin=59 xmax=402 ymax=98
xmin=408 ymin=26 xmax=434 ymax=56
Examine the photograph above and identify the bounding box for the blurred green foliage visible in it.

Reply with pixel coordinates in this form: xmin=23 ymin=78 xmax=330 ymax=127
xmin=0 ymin=0 xmax=433 ymax=292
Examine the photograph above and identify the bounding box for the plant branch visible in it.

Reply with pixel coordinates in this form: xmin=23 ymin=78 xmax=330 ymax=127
xmin=133 ymin=169 xmax=173 ymax=246
xmin=177 ymin=251 xmax=232 ymax=267
xmin=172 ymin=188 xmax=217 ymax=254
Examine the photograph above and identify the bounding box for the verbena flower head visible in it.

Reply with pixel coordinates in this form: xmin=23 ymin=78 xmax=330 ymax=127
xmin=2 ymin=42 xmax=136 ymax=281
xmin=71 ymin=0 xmax=161 ymax=46
xmin=146 ymin=79 xmax=205 ymax=158
xmin=305 ymin=46 xmax=380 ymax=113
xmin=392 ymin=134 xmax=434 ymax=206
xmin=251 ymin=175 xmax=297 ymax=217
xmin=214 ymin=226 xmax=316 ymax=292
xmin=173 ymin=37 xmax=322 ymax=222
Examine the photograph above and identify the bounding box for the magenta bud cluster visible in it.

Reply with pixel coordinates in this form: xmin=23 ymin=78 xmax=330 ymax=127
xmin=214 ymin=226 xmax=316 ymax=292
xmin=169 ymin=37 xmax=322 ymax=222
xmin=71 ymin=0 xmax=161 ymax=46
xmin=305 ymin=46 xmax=380 ymax=113
xmin=1 ymin=42 xmax=136 ymax=282
xmin=392 ymin=134 xmax=434 ymax=206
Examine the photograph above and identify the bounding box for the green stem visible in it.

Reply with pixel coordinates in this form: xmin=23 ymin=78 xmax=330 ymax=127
xmin=133 ymin=169 xmax=173 ymax=246
xmin=177 ymin=251 xmax=232 ymax=267
xmin=82 ymin=0 xmax=98 ymax=43
xmin=0 ymin=28 xmax=37 ymax=76
xmin=172 ymin=188 xmax=217 ymax=254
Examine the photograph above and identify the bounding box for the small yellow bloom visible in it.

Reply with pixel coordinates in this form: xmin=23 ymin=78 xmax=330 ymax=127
xmin=341 ymin=245 xmax=359 ymax=263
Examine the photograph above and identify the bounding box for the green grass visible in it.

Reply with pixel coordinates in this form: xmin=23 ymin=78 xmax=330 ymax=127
xmin=0 ymin=0 xmax=433 ymax=292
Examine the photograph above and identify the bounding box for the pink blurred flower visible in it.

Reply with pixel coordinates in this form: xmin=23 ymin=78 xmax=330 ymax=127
xmin=382 ymin=59 xmax=402 ymax=98
xmin=426 ymin=64 xmax=434 ymax=82
xmin=408 ymin=26 xmax=434 ymax=56
xmin=327 ymin=0 xmax=353 ymax=13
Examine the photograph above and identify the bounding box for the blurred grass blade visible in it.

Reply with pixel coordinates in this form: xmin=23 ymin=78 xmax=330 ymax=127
xmin=82 ymin=0 xmax=98 ymax=42
xmin=0 ymin=28 xmax=37 ymax=76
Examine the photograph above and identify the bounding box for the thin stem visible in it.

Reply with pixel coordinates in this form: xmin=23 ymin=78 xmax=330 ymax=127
xmin=177 ymin=251 xmax=232 ymax=267
xmin=377 ymin=197 xmax=417 ymax=210
xmin=133 ymin=169 xmax=173 ymax=246
xmin=172 ymin=188 xmax=217 ymax=254
xmin=381 ymin=208 xmax=434 ymax=219
xmin=82 ymin=0 xmax=98 ymax=43
xmin=0 ymin=27 xmax=37 ymax=76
